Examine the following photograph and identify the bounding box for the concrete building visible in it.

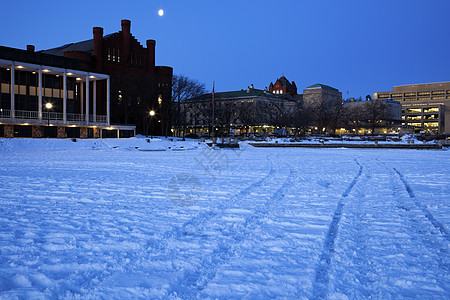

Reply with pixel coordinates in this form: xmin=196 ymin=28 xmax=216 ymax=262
xmin=374 ymin=82 xmax=450 ymax=134
xmin=302 ymin=84 xmax=343 ymax=133
xmin=0 ymin=45 xmax=130 ymax=138
xmin=41 ymin=20 xmax=173 ymax=135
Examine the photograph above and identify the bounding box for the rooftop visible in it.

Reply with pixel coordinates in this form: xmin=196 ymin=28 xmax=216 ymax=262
xmin=306 ymin=83 xmax=339 ymax=91
xmin=188 ymin=88 xmax=293 ymax=102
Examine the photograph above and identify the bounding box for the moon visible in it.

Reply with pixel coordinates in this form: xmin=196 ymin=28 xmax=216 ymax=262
xmin=158 ymin=9 xmax=164 ymax=16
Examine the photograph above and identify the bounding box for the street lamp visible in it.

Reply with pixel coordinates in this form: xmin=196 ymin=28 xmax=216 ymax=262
xmin=45 ymin=103 xmax=52 ymax=137
xmin=45 ymin=102 xmax=53 ymax=125
xmin=147 ymin=110 xmax=155 ymax=136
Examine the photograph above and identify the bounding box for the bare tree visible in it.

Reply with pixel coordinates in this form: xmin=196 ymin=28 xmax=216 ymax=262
xmin=305 ymin=97 xmax=344 ymax=134
xmin=363 ymin=100 xmax=387 ymax=134
xmin=172 ymin=74 xmax=207 ymax=137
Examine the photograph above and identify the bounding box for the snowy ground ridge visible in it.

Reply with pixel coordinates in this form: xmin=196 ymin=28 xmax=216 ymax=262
xmin=168 ymin=156 xmax=298 ymax=298
xmin=393 ymin=167 xmax=450 ymax=242
xmin=312 ymin=158 xmax=364 ymax=298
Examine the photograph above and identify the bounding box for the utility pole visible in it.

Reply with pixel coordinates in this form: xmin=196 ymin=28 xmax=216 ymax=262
xmin=212 ymin=81 xmax=215 ymax=138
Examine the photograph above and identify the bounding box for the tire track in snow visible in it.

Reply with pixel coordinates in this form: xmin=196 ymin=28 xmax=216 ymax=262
xmin=146 ymin=154 xmax=277 ymax=253
xmin=384 ymin=164 xmax=450 ymax=295
xmin=331 ymin=158 xmax=449 ymax=298
xmin=392 ymin=167 xmax=450 ymax=242
xmin=312 ymin=158 xmax=363 ymax=299
xmin=171 ymin=163 xmax=297 ymax=298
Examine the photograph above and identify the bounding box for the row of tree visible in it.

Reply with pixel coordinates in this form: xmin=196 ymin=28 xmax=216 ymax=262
xmin=171 ymin=74 xmax=391 ymax=136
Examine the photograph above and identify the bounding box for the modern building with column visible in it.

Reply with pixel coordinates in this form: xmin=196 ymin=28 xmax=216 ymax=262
xmin=374 ymin=82 xmax=450 ymax=134
xmin=0 ymin=45 xmax=133 ymax=138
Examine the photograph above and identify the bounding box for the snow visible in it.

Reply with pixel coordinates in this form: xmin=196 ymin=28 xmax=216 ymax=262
xmin=0 ymin=137 xmax=449 ymax=298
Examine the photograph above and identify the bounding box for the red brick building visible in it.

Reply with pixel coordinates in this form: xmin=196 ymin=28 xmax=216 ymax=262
xmin=42 ymin=20 xmax=173 ymax=135
xmin=269 ymin=76 xmax=298 ymax=96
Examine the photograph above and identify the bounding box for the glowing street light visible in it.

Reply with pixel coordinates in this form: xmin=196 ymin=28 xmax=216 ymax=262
xmin=45 ymin=103 xmax=53 ymax=133
xmin=147 ymin=110 xmax=156 ymax=136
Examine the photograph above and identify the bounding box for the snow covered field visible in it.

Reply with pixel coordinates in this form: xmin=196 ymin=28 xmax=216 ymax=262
xmin=0 ymin=138 xmax=449 ymax=299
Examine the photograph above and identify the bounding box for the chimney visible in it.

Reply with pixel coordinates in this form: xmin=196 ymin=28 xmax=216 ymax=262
xmin=93 ymin=27 xmax=103 ymax=69
xmin=26 ymin=45 xmax=35 ymax=52
xmin=146 ymin=39 xmax=156 ymax=69
xmin=121 ymin=19 xmax=131 ymax=63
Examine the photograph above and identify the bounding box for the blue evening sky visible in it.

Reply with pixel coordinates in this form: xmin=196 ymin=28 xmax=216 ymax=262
xmin=1 ymin=0 xmax=449 ymax=98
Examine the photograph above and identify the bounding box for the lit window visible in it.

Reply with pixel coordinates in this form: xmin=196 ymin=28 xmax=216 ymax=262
xmin=112 ymin=49 xmax=116 ymax=62
xmin=431 ymin=96 xmax=444 ymax=100
xmin=407 ymin=108 xmax=422 ymax=113
xmin=117 ymin=49 xmax=120 ymax=63
xmin=404 ymin=92 xmax=416 ymax=97
xmin=391 ymin=93 xmax=402 ymax=98
xmin=158 ymin=94 xmax=162 ymax=105
xmin=423 ymin=107 xmax=439 ymax=113
xmin=418 ymin=91 xmax=430 ymax=96
xmin=107 ymin=48 xmax=111 ymax=61
xmin=424 ymin=122 xmax=439 ymax=127
xmin=431 ymin=90 xmax=444 ymax=95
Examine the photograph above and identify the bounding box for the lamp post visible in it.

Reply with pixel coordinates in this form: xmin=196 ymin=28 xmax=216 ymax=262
xmin=147 ymin=110 xmax=155 ymax=136
xmin=45 ymin=103 xmax=52 ymax=126
xmin=45 ymin=103 xmax=52 ymax=137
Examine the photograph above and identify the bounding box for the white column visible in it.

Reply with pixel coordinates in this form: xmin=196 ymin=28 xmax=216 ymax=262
xmin=38 ymin=68 xmax=42 ymax=120
xmin=80 ymin=81 xmax=84 ymax=119
xmin=63 ymin=72 xmax=67 ymax=123
xmin=86 ymin=75 xmax=90 ymax=124
xmin=107 ymin=77 xmax=110 ymax=126
xmin=93 ymin=80 xmax=97 ymax=123
xmin=10 ymin=63 xmax=14 ymax=118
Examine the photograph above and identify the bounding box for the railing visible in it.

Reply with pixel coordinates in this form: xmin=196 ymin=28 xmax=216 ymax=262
xmin=15 ymin=110 xmax=39 ymax=119
xmin=0 ymin=109 xmax=108 ymax=125
xmin=42 ymin=111 xmax=63 ymax=120
xmin=67 ymin=113 xmax=85 ymax=122
xmin=0 ymin=109 xmax=11 ymax=118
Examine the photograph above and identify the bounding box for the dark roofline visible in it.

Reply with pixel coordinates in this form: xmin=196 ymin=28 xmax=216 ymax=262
xmin=188 ymin=88 xmax=291 ymax=102
xmin=0 ymin=45 xmax=84 ymax=70
xmin=306 ymin=83 xmax=339 ymax=92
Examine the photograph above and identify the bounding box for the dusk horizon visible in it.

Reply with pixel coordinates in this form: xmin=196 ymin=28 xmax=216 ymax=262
xmin=1 ymin=0 xmax=449 ymax=98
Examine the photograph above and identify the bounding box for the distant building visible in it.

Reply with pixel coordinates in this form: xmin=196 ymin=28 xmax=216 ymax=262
xmin=303 ymin=84 xmax=342 ymax=106
xmin=374 ymin=82 xmax=450 ymax=134
xmin=302 ymin=84 xmax=343 ymax=133
xmin=177 ymin=86 xmax=300 ymax=136
xmin=41 ymin=20 xmax=173 ymax=135
xmin=269 ymin=76 xmax=298 ymax=96
xmin=342 ymin=99 xmax=403 ymax=135
xmin=0 ymin=45 xmax=129 ymax=138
